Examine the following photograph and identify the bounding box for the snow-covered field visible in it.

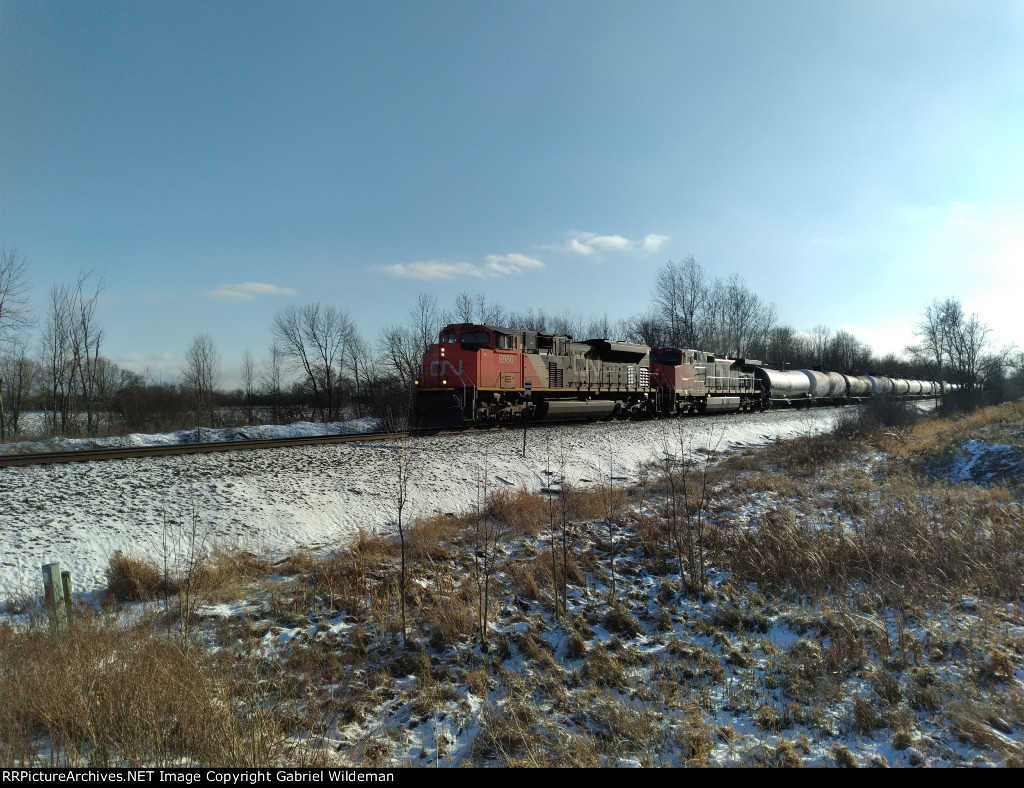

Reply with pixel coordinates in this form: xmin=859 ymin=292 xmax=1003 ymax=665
xmin=0 ymin=415 xmax=381 ymax=455
xmin=0 ymin=409 xmax=848 ymax=598
xmin=3 ymin=401 xmax=1020 ymax=768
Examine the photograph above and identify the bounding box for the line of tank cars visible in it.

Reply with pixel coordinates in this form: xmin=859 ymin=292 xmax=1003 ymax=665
xmin=412 ymin=322 xmax=957 ymax=430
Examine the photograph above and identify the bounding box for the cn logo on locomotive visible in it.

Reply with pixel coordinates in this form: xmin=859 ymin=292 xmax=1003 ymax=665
xmin=429 ymin=360 xmax=464 ymax=378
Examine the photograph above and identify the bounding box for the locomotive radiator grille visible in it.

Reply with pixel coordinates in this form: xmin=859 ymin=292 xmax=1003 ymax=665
xmin=639 ymin=368 xmax=650 ymax=388
xmin=548 ymin=362 xmax=564 ymax=388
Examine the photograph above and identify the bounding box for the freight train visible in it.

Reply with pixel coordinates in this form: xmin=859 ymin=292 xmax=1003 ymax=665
xmin=411 ymin=322 xmax=954 ymax=430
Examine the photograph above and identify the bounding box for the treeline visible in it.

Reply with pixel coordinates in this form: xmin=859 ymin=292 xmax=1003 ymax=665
xmin=0 ymin=247 xmax=1019 ymax=440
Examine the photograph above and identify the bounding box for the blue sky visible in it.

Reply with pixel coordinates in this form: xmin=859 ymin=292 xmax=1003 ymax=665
xmin=2 ymin=1 xmax=1022 ymax=386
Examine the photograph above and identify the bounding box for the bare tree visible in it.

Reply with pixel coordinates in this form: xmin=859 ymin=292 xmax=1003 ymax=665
xmin=476 ymin=292 xmax=507 ymax=326
xmin=620 ymin=311 xmax=665 ymax=347
xmin=346 ymin=331 xmax=374 ymax=418
xmin=261 ymin=342 xmax=287 ymax=423
xmin=547 ymin=310 xmax=584 ymax=340
xmin=473 ymin=456 xmax=500 ymax=650
xmin=451 ymin=291 xmax=475 ymax=324
xmin=908 ymin=297 xmax=1012 ymax=399
xmin=585 ymin=314 xmax=611 ymax=339
xmin=0 ymin=248 xmax=33 ymax=439
xmin=706 ymin=274 xmax=776 ymax=358
xmin=272 ymin=303 xmax=355 ymax=421
xmin=40 ymin=283 xmax=76 ymax=433
xmin=71 ymin=271 xmax=105 ymax=434
xmin=765 ymin=325 xmax=802 ymax=368
xmin=0 ymin=247 xmax=32 ymax=344
xmin=241 ymin=347 xmax=256 ymax=424
xmin=826 ymin=329 xmax=871 ymax=372
xmin=393 ymin=446 xmax=412 ymax=648
xmin=410 ymin=292 xmax=441 ymax=353
xmin=445 ymin=291 xmax=508 ymax=329
xmin=602 ymin=451 xmax=619 ymax=603
xmin=652 ymin=255 xmax=708 ymax=349
xmin=807 ymin=324 xmax=831 ymax=368
xmin=377 ymin=325 xmax=420 ymax=390
xmin=910 ymin=298 xmax=953 ymax=383
xmin=544 ymin=436 xmax=561 ymax=619
xmin=0 ymin=340 xmax=35 ymax=437
xmin=181 ymin=334 xmax=220 ymax=427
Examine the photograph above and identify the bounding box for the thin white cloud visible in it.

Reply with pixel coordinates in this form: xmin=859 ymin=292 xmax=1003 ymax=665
xmin=641 ymin=234 xmax=669 ymax=253
xmin=203 ymin=282 xmax=298 ymax=300
xmin=382 ymin=254 xmax=544 ymax=281
xmin=483 ymin=253 xmax=544 ymax=276
xmin=560 ymin=231 xmax=669 ymax=256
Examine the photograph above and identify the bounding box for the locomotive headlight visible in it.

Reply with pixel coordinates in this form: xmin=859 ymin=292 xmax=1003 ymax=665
xmin=414 ymin=379 xmax=419 ymax=386
xmin=440 ymin=348 xmax=445 ymax=357
xmin=442 ymin=379 xmax=447 ymax=385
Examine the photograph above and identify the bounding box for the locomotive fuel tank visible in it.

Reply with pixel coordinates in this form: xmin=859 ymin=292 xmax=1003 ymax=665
xmin=704 ymin=397 xmax=741 ymax=412
xmin=535 ymin=400 xmax=618 ymax=421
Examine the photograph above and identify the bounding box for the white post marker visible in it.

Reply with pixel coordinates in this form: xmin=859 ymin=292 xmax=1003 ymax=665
xmin=42 ymin=562 xmax=68 ymax=627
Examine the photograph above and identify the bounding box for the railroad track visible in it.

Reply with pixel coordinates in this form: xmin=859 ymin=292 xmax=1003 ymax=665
xmin=0 ymin=431 xmax=409 ymax=468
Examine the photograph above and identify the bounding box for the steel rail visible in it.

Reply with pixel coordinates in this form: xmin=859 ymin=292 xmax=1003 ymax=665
xmin=0 ymin=431 xmax=408 ymax=468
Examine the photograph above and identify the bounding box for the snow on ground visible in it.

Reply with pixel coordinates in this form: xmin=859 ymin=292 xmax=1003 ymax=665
xmin=931 ymin=438 xmax=1024 ymax=490
xmin=0 ymin=409 xmax=848 ymax=598
xmin=0 ymin=416 xmax=381 ymax=455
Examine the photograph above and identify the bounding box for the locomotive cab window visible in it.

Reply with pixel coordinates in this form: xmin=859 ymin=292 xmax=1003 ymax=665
xmin=652 ymin=350 xmax=682 ymax=366
xmin=439 ymin=331 xmax=458 ymax=344
xmin=460 ymin=331 xmax=491 ymax=350
xmin=495 ymin=334 xmax=518 ymax=350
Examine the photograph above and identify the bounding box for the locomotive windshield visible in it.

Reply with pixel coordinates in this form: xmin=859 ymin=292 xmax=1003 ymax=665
xmin=439 ymin=331 xmax=458 ymax=344
xmin=652 ymin=350 xmax=682 ymax=366
xmin=460 ymin=331 xmax=491 ymax=350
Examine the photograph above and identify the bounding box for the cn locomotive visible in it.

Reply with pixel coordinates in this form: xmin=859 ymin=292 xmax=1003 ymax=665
xmin=411 ymin=323 xmax=954 ymax=430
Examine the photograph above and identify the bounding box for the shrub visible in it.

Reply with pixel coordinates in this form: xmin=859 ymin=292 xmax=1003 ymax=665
xmin=603 ymin=603 xmax=643 ymax=638
xmin=831 ymin=742 xmax=858 ymax=767
xmin=106 ymin=552 xmax=168 ymax=602
xmin=486 ymin=488 xmax=548 ymax=536
xmin=0 ymin=614 xmax=288 ymax=766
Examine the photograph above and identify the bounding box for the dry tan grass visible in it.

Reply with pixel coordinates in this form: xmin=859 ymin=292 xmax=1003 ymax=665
xmin=24 ymin=399 xmax=1024 ymax=768
xmin=106 ymin=547 xmax=273 ymax=608
xmin=407 ymin=514 xmax=465 ymax=560
xmin=892 ymin=400 xmax=1024 ymax=462
xmin=830 ymin=742 xmax=858 ymax=767
xmin=417 ymin=568 xmax=476 ymax=650
xmin=730 ymin=470 xmax=807 ymax=498
xmin=0 ymin=614 xmax=293 ymax=767
xmin=486 ymin=488 xmax=549 ymax=536
xmin=276 ymin=547 xmax=318 ymax=576
xmin=194 ymin=549 xmax=273 ymax=603
xmin=561 ymin=484 xmax=618 ymax=522
xmin=715 ymin=463 xmax=1024 ymax=604
xmin=949 ymin=693 xmax=1024 ymax=763
xmin=105 ymin=552 xmax=168 ymax=602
